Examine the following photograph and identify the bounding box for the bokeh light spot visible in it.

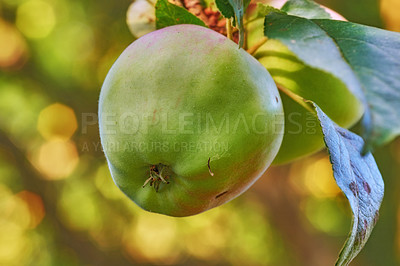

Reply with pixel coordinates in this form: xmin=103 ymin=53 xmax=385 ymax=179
xmin=0 ymin=80 xmax=47 ymax=143
xmin=180 ymin=209 xmax=227 ymax=260
xmin=95 ymin=164 xmax=124 ymax=200
xmin=16 ymin=0 xmax=56 ymax=39
xmin=0 ymin=19 xmax=28 ymax=69
xmin=58 ymin=181 xmax=101 ymax=231
xmin=16 ymin=190 xmax=45 ymax=228
xmin=0 ymin=185 xmax=31 ymax=264
xmin=124 ymin=214 xmax=180 ymax=264
xmin=304 ymin=157 xmax=341 ymax=197
xmin=303 ymin=198 xmax=348 ymax=235
xmin=290 ymin=156 xmax=341 ymax=198
xmin=37 ymin=103 xmax=78 ymax=140
xmin=34 ymin=140 xmax=79 ymax=180
xmin=381 ymin=0 xmax=400 ymax=32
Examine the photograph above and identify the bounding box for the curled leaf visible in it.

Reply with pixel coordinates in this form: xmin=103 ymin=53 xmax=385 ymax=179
xmin=314 ymin=103 xmax=384 ymax=266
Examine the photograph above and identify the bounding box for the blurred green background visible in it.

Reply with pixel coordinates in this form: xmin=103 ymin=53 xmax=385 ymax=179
xmin=0 ymin=0 xmax=399 ymax=265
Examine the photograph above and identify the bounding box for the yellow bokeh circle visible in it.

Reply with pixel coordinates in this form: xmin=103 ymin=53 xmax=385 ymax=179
xmin=16 ymin=0 xmax=56 ymax=39
xmin=37 ymin=103 xmax=78 ymax=141
xmin=34 ymin=140 xmax=79 ymax=180
xmin=0 ymin=19 xmax=27 ymax=68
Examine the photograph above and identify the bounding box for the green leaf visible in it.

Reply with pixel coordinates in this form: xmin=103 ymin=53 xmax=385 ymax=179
xmin=155 ymin=0 xmax=206 ymax=29
xmin=263 ymin=12 xmax=400 ymax=152
xmin=215 ymin=0 xmax=235 ymax=19
xmin=251 ymin=3 xmax=285 ymax=20
xmin=281 ymin=0 xmax=331 ymax=19
xmin=312 ymin=19 xmax=400 ymax=152
xmin=313 ymin=103 xmax=384 ymax=266
xmin=215 ymin=0 xmax=250 ymax=47
xmin=263 ymin=13 xmax=365 ymax=101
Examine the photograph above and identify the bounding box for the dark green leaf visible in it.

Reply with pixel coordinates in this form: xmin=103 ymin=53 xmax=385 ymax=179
xmin=155 ymin=0 xmax=206 ymax=29
xmin=264 ymin=12 xmax=400 ymax=152
xmin=215 ymin=0 xmax=235 ymax=19
xmin=313 ymin=19 xmax=400 ymax=152
xmin=263 ymin=13 xmax=365 ymax=102
xmin=314 ymin=103 xmax=384 ymax=266
xmin=281 ymin=0 xmax=331 ymax=19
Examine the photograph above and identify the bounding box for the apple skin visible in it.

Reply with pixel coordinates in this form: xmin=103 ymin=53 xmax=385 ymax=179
xmin=99 ymin=25 xmax=284 ymax=217
xmin=247 ymin=9 xmax=364 ymax=165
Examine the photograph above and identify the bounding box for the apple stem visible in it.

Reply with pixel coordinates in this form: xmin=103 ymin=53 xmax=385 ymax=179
xmin=208 ymin=157 xmax=214 ymax=176
xmin=247 ymin=37 xmax=268 ymax=55
xmin=277 ymin=84 xmax=317 ymax=115
xmin=226 ymin=18 xmax=233 ymax=40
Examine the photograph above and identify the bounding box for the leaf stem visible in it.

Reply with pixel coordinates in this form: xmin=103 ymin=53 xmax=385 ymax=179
xmin=247 ymin=36 xmax=268 ymax=55
xmin=277 ymin=84 xmax=316 ymax=115
xmin=244 ymin=17 xmax=258 ymax=26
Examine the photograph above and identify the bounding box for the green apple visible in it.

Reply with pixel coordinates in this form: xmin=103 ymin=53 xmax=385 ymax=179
xmin=99 ymin=25 xmax=284 ymax=217
xmin=126 ymin=0 xmax=156 ymax=38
